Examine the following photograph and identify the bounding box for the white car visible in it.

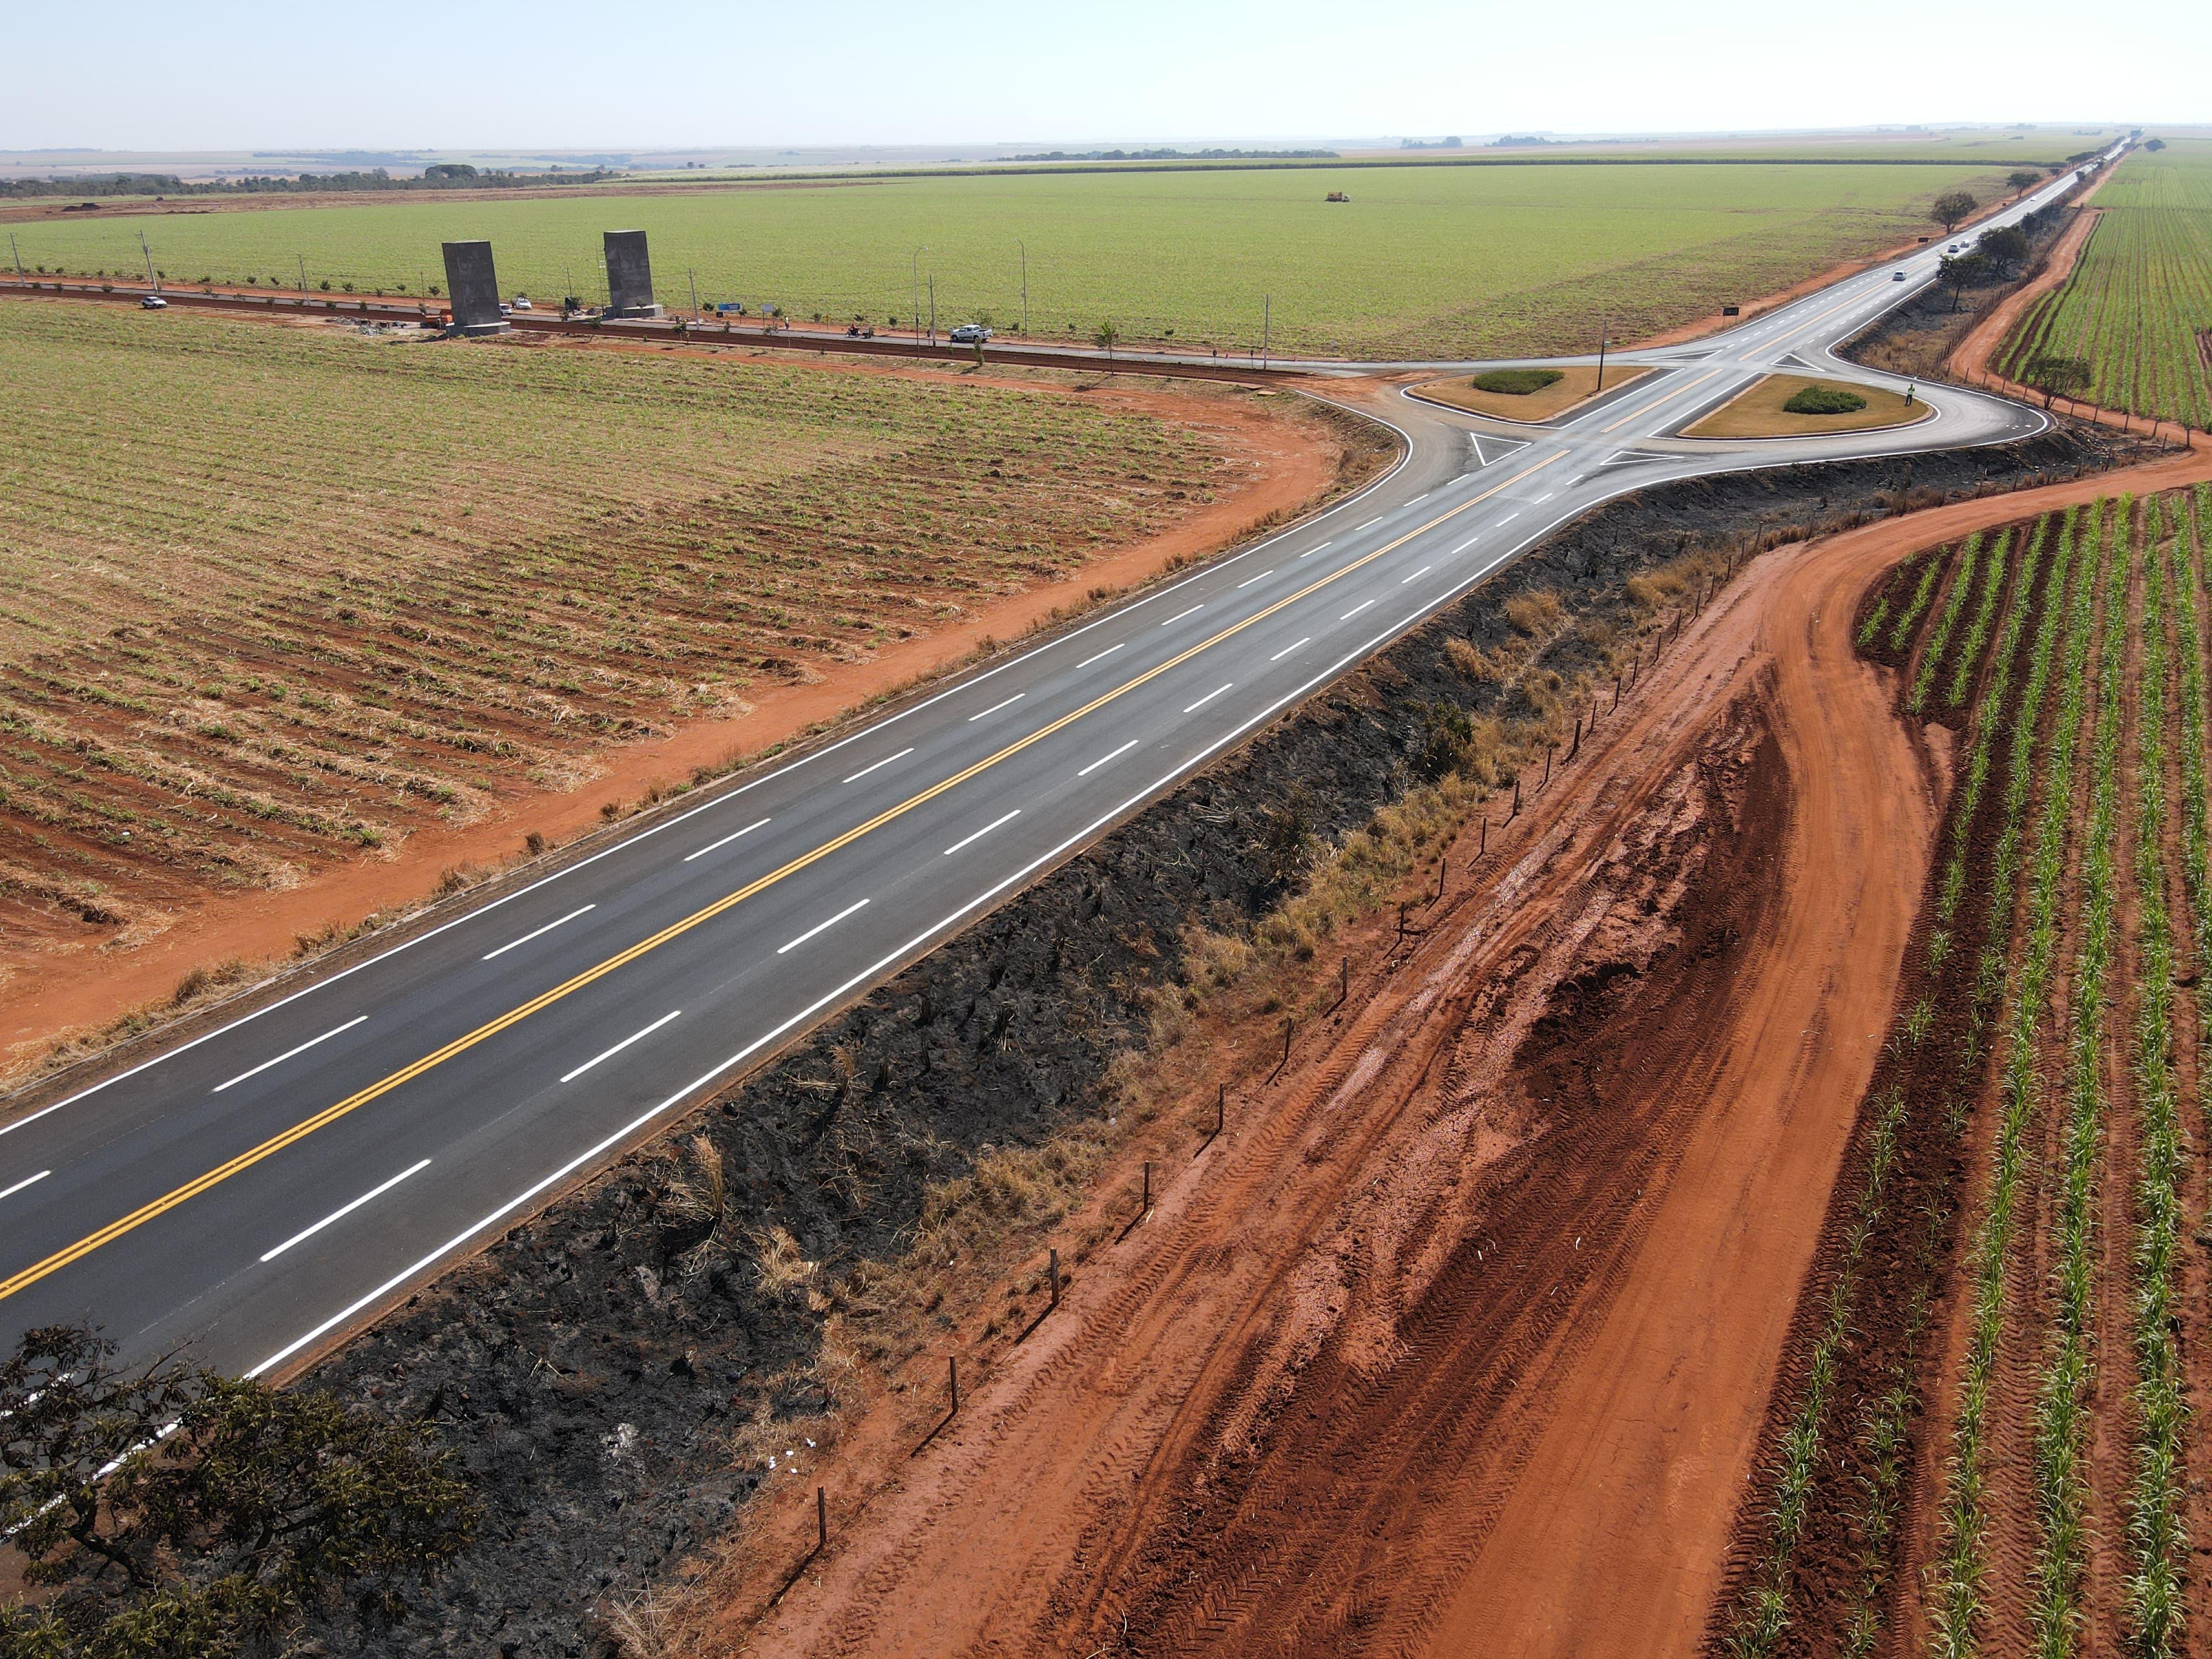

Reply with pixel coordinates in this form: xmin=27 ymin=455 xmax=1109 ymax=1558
xmin=949 ymin=323 xmax=992 ymax=344
xmin=512 ymin=295 xmax=533 ymax=311
xmin=139 ymin=294 xmax=168 ymax=309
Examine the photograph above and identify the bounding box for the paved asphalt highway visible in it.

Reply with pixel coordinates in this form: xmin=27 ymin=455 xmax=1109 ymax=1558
xmin=0 ymin=160 xmax=2101 ymax=1379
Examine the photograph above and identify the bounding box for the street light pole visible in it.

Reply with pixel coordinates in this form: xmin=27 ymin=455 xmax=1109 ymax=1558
xmin=1019 ymin=239 xmax=1028 ymax=336
xmin=138 ymin=231 xmax=158 ymax=293
xmin=298 ymin=253 xmax=309 ymax=301
xmin=1595 ymin=315 xmax=1608 ymax=392
xmin=928 ymin=275 xmax=936 ymax=346
xmin=1261 ymin=293 xmax=1270 ymax=368
xmin=911 ymin=247 xmax=926 ymax=344
xmin=9 ymin=233 xmax=24 ymax=281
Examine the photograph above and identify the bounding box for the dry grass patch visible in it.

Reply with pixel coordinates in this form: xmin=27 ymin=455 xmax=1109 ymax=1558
xmin=1679 ymin=372 xmax=1931 ymax=439
xmin=1410 ymin=362 xmax=1655 ymax=422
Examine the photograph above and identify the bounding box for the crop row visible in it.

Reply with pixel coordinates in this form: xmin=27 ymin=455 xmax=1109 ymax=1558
xmin=2176 ymin=488 xmax=2212 ymax=984
xmin=2027 ymin=497 xmax=2127 ymax=1659
xmin=0 ymin=302 xmax=1233 ymax=935
xmin=1911 ymin=531 xmax=1989 ymax=713
xmin=2125 ymin=495 xmax=2185 ymax=1655
xmin=1927 ymin=500 xmax=2091 ymax=1658
xmin=1998 ymin=141 xmax=2212 ymax=430
xmin=1936 ymin=520 xmax=2048 ymax=943
xmin=1723 ymin=1090 xmax=1911 ymax=1657
xmin=1888 ymin=547 xmax=1953 ymax=654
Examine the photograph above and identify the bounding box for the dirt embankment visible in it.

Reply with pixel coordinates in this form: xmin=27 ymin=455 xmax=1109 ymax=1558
xmin=278 ymin=425 xmax=2130 ymax=1658
xmin=1 ymin=369 xmax=1377 ymax=1079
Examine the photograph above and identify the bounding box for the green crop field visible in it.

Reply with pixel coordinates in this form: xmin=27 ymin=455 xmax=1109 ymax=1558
xmin=0 ymin=300 xmax=1262 ymax=948
xmin=9 ymin=158 xmax=2037 ymax=359
xmin=1997 ymin=138 xmax=2212 ymax=430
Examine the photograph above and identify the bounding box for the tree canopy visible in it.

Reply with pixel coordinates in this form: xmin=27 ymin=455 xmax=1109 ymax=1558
xmin=1 ymin=1327 xmax=477 ymax=1659
xmin=1931 ymin=191 xmax=1979 ymax=233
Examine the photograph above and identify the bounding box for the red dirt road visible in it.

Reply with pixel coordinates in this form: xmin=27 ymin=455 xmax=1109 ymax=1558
xmin=724 ymin=441 xmax=2212 ymax=1658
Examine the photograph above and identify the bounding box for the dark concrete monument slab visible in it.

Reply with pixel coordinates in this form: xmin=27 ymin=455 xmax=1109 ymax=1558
xmin=603 ymin=229 xmax=662 ymax=318
xmin=440 ymin=239 xmax=508 ymax=335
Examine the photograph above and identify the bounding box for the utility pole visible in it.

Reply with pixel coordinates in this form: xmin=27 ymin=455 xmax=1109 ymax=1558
xmin=297 ymin=253 xmax=309 ymax=300
xmin=8 ymin=233 xmax=23 ymax=280
xmin=928 ymin=275 xmax=937 ymax=346
xmin=1594 ymin=314 xmax=1608 ymax=392
xmin=1261 ymin=293 xmax=1270 ymax=368
xmin=911 ymin=246 xmax=927 ymax=343
xmin=688 ymin=268 xmax=702 ymax=322
xmin=138 ymin=231 xmax=158 ymax=292
xmin=1018 ymin=239 xmax=1028 ymax=335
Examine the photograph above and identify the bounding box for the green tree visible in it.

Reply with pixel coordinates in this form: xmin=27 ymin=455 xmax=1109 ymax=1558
xmin=1937 ymin=251 xmax=1989 ymax=311
xmin=1931 ymin=190 xmax=1978 ymax=234
xmin=2022 ymin=354 xmax=2093 ymax=408
xmin=2007 ymin=169 xmax=2042 ymax=192
xmin=1 ymin=1327 xmax=477 ymax=1659
xmin=1979 ymin=225 xmax=2030 ymax=276
xmin=1092 ymin=319 xmax=1118 ymax=358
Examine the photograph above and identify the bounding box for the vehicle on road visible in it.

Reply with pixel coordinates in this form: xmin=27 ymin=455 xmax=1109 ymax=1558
xmin=512 ymin=295 xmax=533 ymax=311
xmin=139 ymin=294 xmax=166 ymax=309
xmin=950 ymin=323 xmax=992 ymax=344
xmin=1893 ymin=270 xmax=1908 ymax=281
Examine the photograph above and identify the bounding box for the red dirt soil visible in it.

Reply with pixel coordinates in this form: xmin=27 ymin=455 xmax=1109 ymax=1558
xmin=705 ymin=438 xmax=2212 ymax=1658
xmin=0 ymin=372 xmax=1350 ymax=1071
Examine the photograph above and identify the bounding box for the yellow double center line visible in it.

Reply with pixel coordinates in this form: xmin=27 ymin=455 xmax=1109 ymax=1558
xmin=1 ymin=451 xmax=1563 ymax=1303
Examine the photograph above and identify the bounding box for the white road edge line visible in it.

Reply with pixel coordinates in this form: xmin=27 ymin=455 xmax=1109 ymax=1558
xmin=1270 ymin=638 xmax=1311 ymax=662
xmin=0 ymin=1170 xmax=49 ymax=1204
xmin=259 ymin=1160 xmax=431 ymax=1263
xmin=776 ymin=900 xmax=869 ymax=956
xmin=1077 ymin=739 xmax=1139 ymax=778
xmin=1341 ymin=599 xmax=1375 ymax=621
xmin=1183 ymin=684 xmax=1233 ymax=714
xmin=1076 ymin=643 xmax=1125 ymax=668
xmin=1399 ymin=565 xmax=1433 ymax=585
xmin=841 ymin=748 xmax=913 ymax=784
xmin=560 ymin=1010 xmax=681 ymax=1083
xmin=943 ymin=810 xmax=1020 ymax=856
xmin=683 ymin=818 xmax=773 ymax=862
xmin=968 ymin=692 xmax=1025 ymax=723
xmin=211 ymin=1016 xmax=368 ymax=1094
xmin=483 ymin=905 xmax=596 ymax=959
xmin=1234 ymin=569 xmax=1274 ymax=589
xmin=1161 ymin=604 xmax=1203 ymax=628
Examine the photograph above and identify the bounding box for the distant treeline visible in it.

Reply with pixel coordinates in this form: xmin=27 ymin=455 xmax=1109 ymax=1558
xmin=1000 ymin=147 xmax=1340 ymax=163
xmin=0 ymin=164 xmax=620 ymax=200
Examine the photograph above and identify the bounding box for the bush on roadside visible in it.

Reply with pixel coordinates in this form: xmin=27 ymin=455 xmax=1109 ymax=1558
xmin=1470 ymin=367 xmax=1563 ymax=395
xmin=1783 ymin=384 xmax=1869 ymax=415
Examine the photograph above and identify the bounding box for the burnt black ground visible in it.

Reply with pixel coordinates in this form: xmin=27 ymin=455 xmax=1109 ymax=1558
xmin=295 ymin=425 xmax=2137 ymax=1657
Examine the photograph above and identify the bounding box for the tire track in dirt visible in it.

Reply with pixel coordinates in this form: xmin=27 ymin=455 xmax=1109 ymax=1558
xmin=731 ymin=447 xmax=2212 ymax=1659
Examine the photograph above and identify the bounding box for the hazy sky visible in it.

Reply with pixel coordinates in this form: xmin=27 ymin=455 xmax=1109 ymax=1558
xmin=11 ymin=0 xmax=2208 ymax=152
